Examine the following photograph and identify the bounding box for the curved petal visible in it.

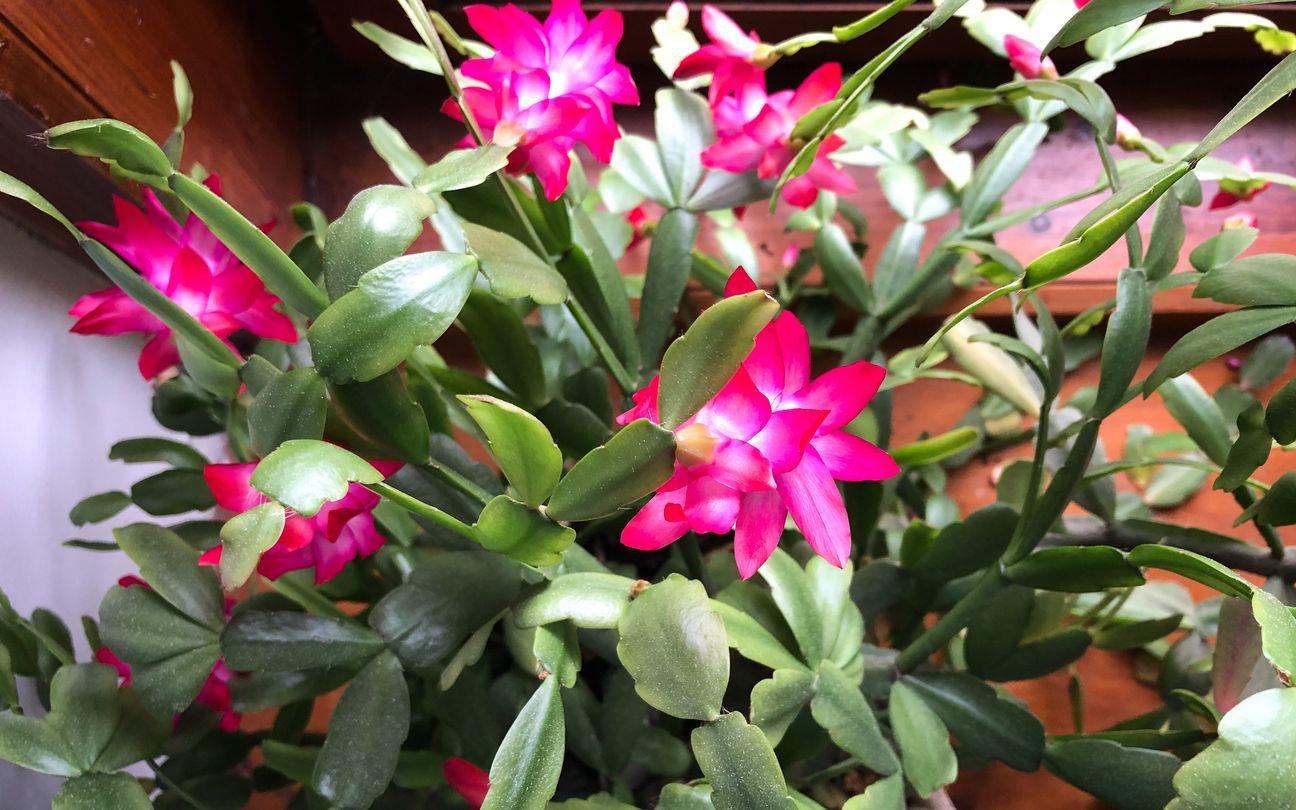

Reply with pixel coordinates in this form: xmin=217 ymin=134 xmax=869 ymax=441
xmin=788 ymin=361 xmax=885 ymax=432
xmin=811 ymin=431 xmax=900 ymax=481
xmin=775 ymin=446 xmax=850 ymax=567
xmin=137 ymin=332 xmax=180 ymax=380
xmin=745 ymin=311 xmax=811 ymax=400
xmin=750 ymin=408 xmax=825 ymax=473
xmin=699 ymin=365 xmax=771 ymax=441
xmin=684 ymin=476 xmax=741 ymax=535
xmin=621 ymin=489 xmax=690 ymax=550
xmin=708 ymin=438 xmax=774 ymax=491
xmin=203 ymin=463 xmax=263 ymax=512
xmin=445 ymin=757 xmax=491 ymax=807
xmin=734 ymin=490 xmax=787 ymax=579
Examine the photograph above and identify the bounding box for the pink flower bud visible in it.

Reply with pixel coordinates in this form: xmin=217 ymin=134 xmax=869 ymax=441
xmin=1115 ymin=113 xmax=1142 ymax=150
xmin=1004 ymin=35 xmax=1058 ymax=81
xmin=1223 ymin=211 xmax=1259 ymax=230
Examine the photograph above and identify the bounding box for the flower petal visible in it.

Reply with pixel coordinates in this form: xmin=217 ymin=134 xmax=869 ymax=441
xmin=734 ymin=490 xmax=787 ymax=579
xmin=811 ymin=431 xmax=900 ymax=481
xmin=788 ymin=361 xmax=884 ymax=432
xmin=621 ymin=488 xmax=690 ymax=550
xmin=775 ymin=446 xmax=850 ymax=567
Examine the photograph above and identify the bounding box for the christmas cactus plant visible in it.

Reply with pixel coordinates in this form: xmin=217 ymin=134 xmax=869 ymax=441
xmin=5 ymin=0 xmax=1296 ymax=807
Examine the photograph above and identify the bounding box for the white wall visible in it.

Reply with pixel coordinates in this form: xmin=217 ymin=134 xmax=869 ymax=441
xmin=0 ymin=214 xmax=223 ymax=801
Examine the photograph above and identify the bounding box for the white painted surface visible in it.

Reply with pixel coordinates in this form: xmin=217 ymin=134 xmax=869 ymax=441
xmin=0 ymin=214 xmax=223 ymax=801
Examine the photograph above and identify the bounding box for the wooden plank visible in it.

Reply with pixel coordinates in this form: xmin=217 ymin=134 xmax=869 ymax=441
xmin=0 ymin=0 xmax=306 ymax=225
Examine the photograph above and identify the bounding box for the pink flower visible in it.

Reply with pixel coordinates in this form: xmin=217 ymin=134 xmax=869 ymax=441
xmin=98 ymin=577 xmax=242 ymax=731
xmin=69 ymin=176 xmax=297 ymax=380
xmin=444 ymin=757 xmax=490 ymax=807
xmin=1003 ymin=35 xmax=1058 ymax=80
xmin=446 ymin=0 xmax=638 ymax=201
xmin=1210 ymin=157 xmax=1271 ymax=210
xmin=625 ymin=204 xmax=651 ymax=251
xmin=618 ymin=269 xmax=898 ymax=578
xmin=1223 ymin=211 xmax=1259 ymax=230
xmin=673 ymin=4 xmax=768 ymax=80
xmin=702 ymin=62 xmax=856 ymax=208
xmin=198 ymin=460 xmax=401 ymax=584
xmin=1115 ymin=113 xmax=1141 ymax=150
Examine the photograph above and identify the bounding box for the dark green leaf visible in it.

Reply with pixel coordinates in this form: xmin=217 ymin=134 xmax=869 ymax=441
xmin=128 ymin=468 xmax=213 ymax=516
xmin=329 ymin=371 xmax=431 ymax=463
xmin=964 ymin=585 xmax=1034 ymax=676
xmin=1189 ymin=51 xmax=1296 ymax=161
xmin=457 ymin=288 xmax=548 ymax=407
xmin=1240 ymin=334 xmax=1294 ymax=390
xmin=1266 ymin=375 xmax=1296 ymax=443
xmin=1159 ymin=374 xmax=1233 ymax=465
xmin=1045 ymin=0 xmax=1165 ymax=52
xmin=910 ymin=503 xmax=1017 ymax=581
xmin=657 ymin=289 xmax=779 ymax=430
xmin=905 ymin=672 xmax=1044 ymax=772
xmin=369 ymin=551 xmax=521 ymax=668
xmin=69 ymin=491 xmax=131 ymax=527
xmin=113 ymin=523 xmax=223 ymax=629
xmin=1044 ymin=738 xmax=1179 ymax=810
xmin=1146 ymin=307 xmax=1296 ymax=395
xmin=323 ymin=185 xmax=435 ymax=300
xmin=308 ymin=251 xmax=477 ymax=383
xmin=312 ymin=651 xmax=409 ymax=808
xmin=1092 ymin=614 xmax=1184 ymax=650
xmin=249 ymin=368 xmax=327 ymax=457
xmin=617 ymin=574 xmax=728 ymax=721
xmin=546 ymin=419 xmax=676 ymax=521
xmin=1190 ymin=226 xmax=1257 ymax=272
xmin=1095 ymin=267 xmax=1150 ymax=417
xmin=1006 ymin=546 xmax=1145 ymax=592
xmin=961 ymin=122 xmax=1048 ymax=226
xmin=983 ymin=627 xmax=1092 ymax=681
xmin=109 ymin=437 xmax=207 ymax=469
xmin=816 ymin=223 xmax=869 ymax=311
xmin=1197 ymin=254 xmax=1296 ymax=307
xmin=637 ymin=207 xmax=701 ymax=369
xmin=750 ymin=669 xmax=815 ymax=746
xmin=222 ymin=611 xmax=386 ymax=672
xmin=1217 ymin=402 xmax=1271 ymax=491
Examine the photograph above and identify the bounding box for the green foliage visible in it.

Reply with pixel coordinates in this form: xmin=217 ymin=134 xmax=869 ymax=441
xmin=12 ymin=2 xmax=1296 ymax=807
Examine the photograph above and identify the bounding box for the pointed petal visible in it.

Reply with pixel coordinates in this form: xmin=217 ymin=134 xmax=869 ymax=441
xmin=622 ymin=488 xmax=690 ymax=550
xmin=734 ymin=490 xmax=787 ymax=579
xmin=750 ymin=408 xmax=825 ymax=473
xmin=811 ymin=431 xmax=900 ymax=481
xmin=788 ymin=361 xmax=885 ymax=431
xmin=775 ymin=447 xmax=850 ymax=567
xmin=684 ymin=476 xmax=741 ymax=534
xmin=699 ymin=365 xmax=771 ymax=440
xmin=137 ymin=332 xmax=180 ymax=379
xmin=203 ymin=463 xmax=263 ymax=512
xmin=723 ymin=267 xmax=758 ymax=297
xmin=745 ymin=311 xmax=811 ymax=399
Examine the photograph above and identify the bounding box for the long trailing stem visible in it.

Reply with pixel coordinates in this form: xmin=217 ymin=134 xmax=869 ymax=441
xmin=896 ymin=569 xmax=1006 ymax=672
xmin=1040 ymin=522 xmax=1295 ymax=580
xmin=399 ymin=0 xmax=637 ymax=393
xmin=1094 ymin=133 xmax=1143 ymax=267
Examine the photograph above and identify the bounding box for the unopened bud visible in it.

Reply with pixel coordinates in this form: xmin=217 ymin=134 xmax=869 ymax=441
xmin=1115 ymin=114 xmax=1141 ymax=150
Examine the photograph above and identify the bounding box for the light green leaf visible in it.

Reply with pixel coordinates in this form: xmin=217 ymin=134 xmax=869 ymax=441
xmin=750 ymin=669 xmax=815 ymax=746
xmin=323 ymin=184 xmax=435 ymax=300
xmin=1250 ymin=588 xmax=1296 ymax=681
xmin=810 ymin=661 xmax=899 ymax=775
xmin=462 ymin=222 xmax=569 ymax=305
xmin=45 ymin=119 xmax=171 ymax=178
xmin=1127 ymin=544 xmax=1254 ymax=598
xmin=353 ymin=20 xmax=441 ymax=73
xmin=1170 ymin=688 xmax=1296 ymax=809
xmin=889 ymin=680 xmax=957 ymax=797
xmin=637 ymin=207 xmax=701 ymax=370
xmin=691 ymin=713 xmax=795 ymax=810
xmin=484 ymin=677 xmax=565 ymax=810
xmin=514 ymin=573 xmax=637 ymax=629
xmin=460 ymin=396 xmax=561 ymax=506
xmin=414 ymin=144 xmax=511 ymax=194
xmin=473 ymin=495 xmax=575 ymax=567
xmin=217 ymin=502 xmax=285 ymax=591
xmin=52 ymin=772 xmax=152 ymax=810
xmin=251 ymin=439 xmax=386 ymax=517
xmin=617 ymin=575 xmax=729 ymax=721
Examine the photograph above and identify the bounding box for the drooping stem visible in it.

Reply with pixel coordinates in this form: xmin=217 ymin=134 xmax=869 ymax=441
xmin=896 ymin=569 xmax=1006 ymax=672
xmin=399 ymin=0 xmax=638 ymax=394
xmin=369 ymin=481 xmax=481 ymax=543
xmin=1094 ymin=134 xmax=1144 ymax=267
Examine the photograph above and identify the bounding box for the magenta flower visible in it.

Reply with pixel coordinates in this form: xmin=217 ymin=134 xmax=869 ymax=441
xmin=1115 ymin=113 xmax=1141 ymax=150
xmin=69 ymin=176 xmax=297 ymax=380
xmin=702 ymin=62 xmax=856 ymax=208
xmin=618 ymin=269 xmax=898 ymax=578
xmin=445 ymin=0 xmax=638 ymax=201
xmin=673 ymin=4 xmax=767 ymax=80
xmin=444 ymin=757 xmax=490 ymax=807
xmin=1003 ymin=35 xmax=1058 ymax=80
xmin=199 ymin=460 xmax=401 ymax=584
xmin=97 ymin=576 xmax=241 ymax=731
xmin=1210 ymin=156 xmax=1271 ymax=210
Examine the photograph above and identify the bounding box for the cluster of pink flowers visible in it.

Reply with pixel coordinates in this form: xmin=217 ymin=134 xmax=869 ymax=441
xmin=620 ymin=269 xmax=898 ymax=578
xmin=96 ymin=575 xmax=241 ymax=732
xmin=198 ymin=461 xmax=401 ymax=584
xmin=69 ymin=176 xmax=296 ymax=380
xmin=447 ymin=0 xmax=638 ymax=200
xmin=677 ymin=5 xmax=856 ymax=208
